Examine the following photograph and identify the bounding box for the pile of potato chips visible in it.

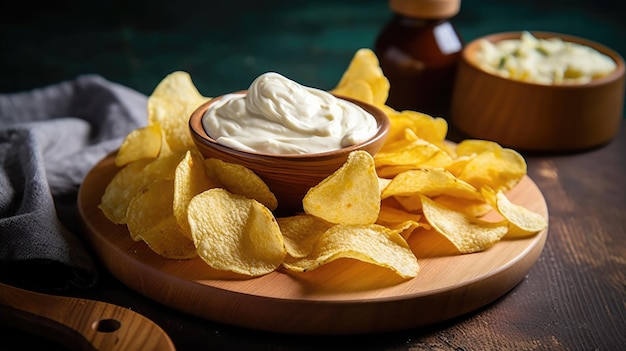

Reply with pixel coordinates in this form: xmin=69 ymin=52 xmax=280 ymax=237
xmin=99 ymin=49 xmax=547 ymax=280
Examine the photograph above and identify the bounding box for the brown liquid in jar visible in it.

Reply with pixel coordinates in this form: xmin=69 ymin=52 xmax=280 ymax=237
xmin=374 ymin=0 xmax=463 ymax=118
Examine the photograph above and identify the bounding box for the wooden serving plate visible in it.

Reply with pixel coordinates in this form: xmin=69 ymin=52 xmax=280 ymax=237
xmin=77 ymin=152 xmax=549 ymax=335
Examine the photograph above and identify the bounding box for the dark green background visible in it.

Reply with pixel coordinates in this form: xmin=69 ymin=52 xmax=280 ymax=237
xmin=2 ymin=0 xmax=624 ymax=107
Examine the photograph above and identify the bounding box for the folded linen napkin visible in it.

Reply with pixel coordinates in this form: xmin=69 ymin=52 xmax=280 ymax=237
xmin=0 ymin=75 xmax=147 ymax=291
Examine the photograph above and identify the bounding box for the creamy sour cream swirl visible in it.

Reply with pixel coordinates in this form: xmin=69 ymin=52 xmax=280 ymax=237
xmin=202 ymin=72 xmax=378 ymax=154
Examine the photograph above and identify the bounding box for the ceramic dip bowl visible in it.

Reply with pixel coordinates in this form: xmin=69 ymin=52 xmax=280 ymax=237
xmin=189 ymin=91 xmax=390 ymax=215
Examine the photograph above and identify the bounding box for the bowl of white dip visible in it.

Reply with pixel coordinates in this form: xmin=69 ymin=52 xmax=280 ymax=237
xmin=189 ymin=72 xmax=390 ymax=215
xmin=450 ymin=31 xmax=624 ymax=152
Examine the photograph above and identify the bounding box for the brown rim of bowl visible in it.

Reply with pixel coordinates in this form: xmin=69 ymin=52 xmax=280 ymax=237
xmin=463 ymin=31 xmax=626 ymax=89
xmin=189 ymin=91 xmax=390 ymax=160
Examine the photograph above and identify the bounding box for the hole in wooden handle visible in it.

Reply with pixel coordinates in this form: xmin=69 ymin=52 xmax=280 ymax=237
xmin=93 ymin=318 xmax=122 ymax=333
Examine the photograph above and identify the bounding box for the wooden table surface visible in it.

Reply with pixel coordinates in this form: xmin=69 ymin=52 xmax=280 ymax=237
xmin=4 ymin=123 xmax=622 ymax=351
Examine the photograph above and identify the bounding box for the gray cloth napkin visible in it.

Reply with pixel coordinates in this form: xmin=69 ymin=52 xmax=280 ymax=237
xmin=0 ymin=74 xmax=147 ymax=291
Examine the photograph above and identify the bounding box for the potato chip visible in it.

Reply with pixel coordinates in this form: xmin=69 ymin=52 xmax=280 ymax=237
xmin=282 ymin=224 xmax=419 ymax=279
xmin=376 ymin=203 xmax=420 ymax=225
xmin=431 ymin=195 xmax=493 ymax=218
xmin=376 ymin=204 xmax=425 ymax=238
xmin=188 ymin=188 xmax=286 ymax=276
xmin=377 ymin=156 xmax=455 ymax=179
xmin=277 ymin=214 xmax=334 ymax=258
xmin=419 ymin=194 xmax=509 ymax=253
xmin=203 ymin=158 xmax=278 ymax=211
xmin=386 ymin=110 xmax=449 ymax=147
xmin=455 ymin=139 xmax=503 ymax=157
xmin=99 ymin=151 xmax=185 ymax=224
xmin=332 ymin=48 xmax=390 ymax=106
xmin=303 ymin=150 xmax=380 ymax=225
xmin=174 ymin=150 xmax=219 ymax=239
xmin=375 ymin=137 xmax=454 ymax=176
xmin=99 ymin=158 xmax=151 ymax=224
xmin=331 ymin=79 xmax=375 ymax=105
xmin=115 ymin=123 xmax=162 ymax=167
xmin=481 ymin=187 xmax=548 ymax=237
xmin=443 ymin=155 xmax=474 ymax=177
xmin=147 ymin=71 xmax=210 ymax=153
xmin=378 ymin=176 xmax=392 ymax=194
xmin=393 ymin=195 xmax=422 ymax=213
xmin=391 ymin=194 xmax=487 ymax=223
xmin=381 ymin=168 xmax=483 ymax=201
xmin=126 ymin=179 xmax=197 ymax=259
xmin=457 ymin=148 xmax=527 ymax=193
xmin=387 ymin=220 xmax=424 ymax=239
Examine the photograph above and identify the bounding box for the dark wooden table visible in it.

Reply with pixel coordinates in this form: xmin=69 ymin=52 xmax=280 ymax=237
xmin=5 ymin=123 xmax=624 ymax=351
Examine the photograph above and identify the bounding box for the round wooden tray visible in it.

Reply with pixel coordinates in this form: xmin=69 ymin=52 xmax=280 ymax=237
xmin=77 ymin=152 xmax=549 ymax=335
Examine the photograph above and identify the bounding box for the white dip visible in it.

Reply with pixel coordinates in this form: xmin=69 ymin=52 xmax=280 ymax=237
xmin=475 ymin=31 xmax=617 ymax=85
xmin=202 ymin=72 xmax=378 ymax=154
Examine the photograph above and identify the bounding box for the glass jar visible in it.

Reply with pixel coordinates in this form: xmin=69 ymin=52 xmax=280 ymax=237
xmin=374 ymin=0 xmax=463 ymax=118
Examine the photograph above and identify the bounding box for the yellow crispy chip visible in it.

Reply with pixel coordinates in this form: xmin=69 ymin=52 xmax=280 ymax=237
xmin=303 ymin=150 xmax=380 ymax=225
xmin=443 ymin=155 xmax=474 ymax=177
xmin=385 ymin=220 xmax=424 ymax=239
xmin=378 ymin=176 xmax=392 ymax=194
xmin=432 ymin=195 xmax=492 ymax=218
xmin=99 ymin=158 xmax=151 ymax=224
xmin=376 ymin=204 xmax=425 ymax=238
xmin=332 ymin=48 xmax=390 ymax=106
xmin=381 ymin=168 xmax=483 ymax=201
xmin=147 ymin=71 xmax=210 ymax=153
xmin=376 ymin=152 xmax=455 ymax=178
xmin=282 ymin=224 xmax=419 ymax=279
xmin=457 ymin=148 xmax=527 ymax=193
xmin=377 ymin=201 xmax=421 ymax=224
xmin=481 ymin=187 xmax=548 ymax=237
xmin=126 ymin=179 xmax=197 ymax=259
xmin=455 ymin=139 xmax=503 ymax=157
xmin=203 ymin=158 xmax=278 ymax=211
xmin=99 ymin=151 xmax=185 ymax=224
xmin=174 ymin=150 xmax=219 ymax=239
xmin=375 ymin=138 xmax=454 ymax=175
xmin=393 ymin=195 xmax=422 ymax=213
xmin=331 ymin=79 xmax=375 ymax=104
xmin=386 ymin=110 xmax=448 ymax=147
xmin=277 ymin=214 xmax=334 ymax=258
xmin=115 ymin=123 xmax=162 ymax=167
xmin=188 ymin=188 xmax=286 ymax=276
xmin=420 ymin=195 xmax=509 ymax=253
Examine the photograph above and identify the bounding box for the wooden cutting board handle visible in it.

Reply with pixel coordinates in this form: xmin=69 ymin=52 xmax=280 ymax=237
xmin=0 ymin=282 xmax=175 ymax=351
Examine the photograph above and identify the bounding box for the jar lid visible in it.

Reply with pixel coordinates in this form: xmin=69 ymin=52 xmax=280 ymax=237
xmin=389 ymin=0 xmax=461 ymax=19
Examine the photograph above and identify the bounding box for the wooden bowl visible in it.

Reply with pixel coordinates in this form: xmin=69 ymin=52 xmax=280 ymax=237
xmin=450 ymin=31 xmax=625 ymax=152
xmin=189 ymin=92 xmax=390 ymax=215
